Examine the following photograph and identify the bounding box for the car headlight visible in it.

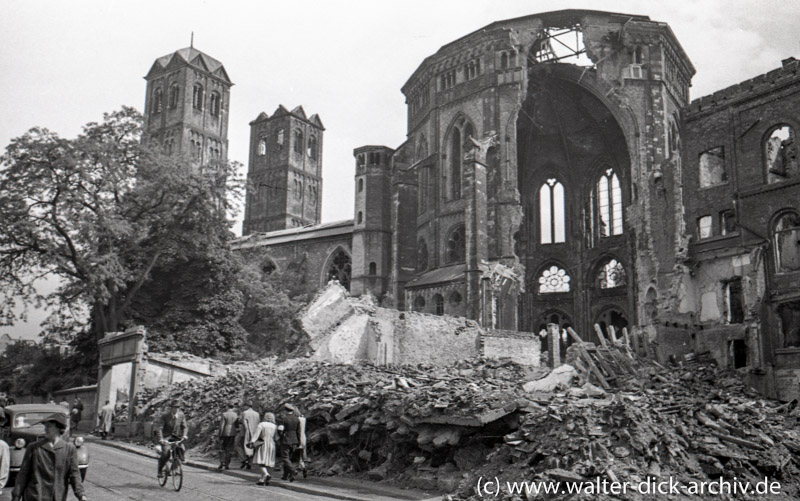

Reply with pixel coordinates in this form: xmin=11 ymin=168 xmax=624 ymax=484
xmin=14 ymin=438 xmax=25 ymax=449
xmin=74 ymin=436 xmax=84 ymax=447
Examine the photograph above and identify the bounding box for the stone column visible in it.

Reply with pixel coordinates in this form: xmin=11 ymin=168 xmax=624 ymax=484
xmin=547 ymin=323 xmax=561 ymax=368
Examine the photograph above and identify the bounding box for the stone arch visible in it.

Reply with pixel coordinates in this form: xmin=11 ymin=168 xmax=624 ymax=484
xmin=322 ymin=246 xmax=352 ymax=291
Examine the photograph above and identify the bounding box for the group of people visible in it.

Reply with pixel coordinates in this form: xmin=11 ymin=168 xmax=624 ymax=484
xmin=216 ymin=401 xmax=308 ymax=486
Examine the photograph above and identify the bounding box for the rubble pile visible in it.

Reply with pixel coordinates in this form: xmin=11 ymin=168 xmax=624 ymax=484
xmin=137 ymin=346 xmax=800 ymax=499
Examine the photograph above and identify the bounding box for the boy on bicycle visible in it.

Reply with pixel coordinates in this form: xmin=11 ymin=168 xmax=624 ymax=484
xmin=156 ymin=400 xmax=188 ymax=479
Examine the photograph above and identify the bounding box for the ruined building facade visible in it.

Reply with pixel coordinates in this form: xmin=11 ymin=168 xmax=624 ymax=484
xmin=228 ymin=10 xmax=799 ymax=399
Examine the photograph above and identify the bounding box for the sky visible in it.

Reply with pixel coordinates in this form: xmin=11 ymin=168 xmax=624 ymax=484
xmin=1 ymin=0 xmax=799 ymax=340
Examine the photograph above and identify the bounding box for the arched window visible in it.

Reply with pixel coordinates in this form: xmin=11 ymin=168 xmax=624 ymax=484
xmin=417 ymin=239 xmax=428 ymax=272
xmin=326 ymin=249 xmax=352 ymax=291
xmin=369 ymin=262 xmax=377 ymax=275
xmin=773 ymin=211 xmax=800 ymax=273
xmin=294 ymin=130 xmax=304 ymax=154
xmin=210 ymin=92 xmax=221 ymax=117
xmin=152 ymin=88 xmax=163 ymax=114
xmin=414 ymin=296 xmax=426 ymax=312
xmin=169 ymin=83 xmax=179 ymax=108
xmin=450 ymin=128 xmax=462 ymax=200
xmin=445 ymin=225 xmax=465 ymax=264
xmin=539 ymin=178 xmax=565 ymax=244
xmin=594 ymin=168 xmax=623 ymax=238
xmin=308 ymin=135 xmax=318 ymax=159
xmin=766 ymin=125 xmax=797 ymax=182
xmin=276 ymin=129 xmax=285 ymax=149
xmin=538 ymin=265 xmax=571 ymax=293
xmin=433 ymin=294 xmax=444 ymax=315
xmin=597 ymin=258 xmax=627 ymax=289
xmin=357 ymin=211 xmax=363 ymax=224
xmin=258 ymin=138 xmax=267 ymax=156
xmin=500 ymin=52 xmax=509 ymax=69
xmin=358 ymin=178 xmax=364 ymax=192
xmin=192 ymin=84 xmax=204 ymax=110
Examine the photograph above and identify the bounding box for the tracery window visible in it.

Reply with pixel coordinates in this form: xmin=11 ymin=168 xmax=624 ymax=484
xmin=593 ymin=168 xmax=623 ymax=238
xmin=766 ymin=125 xmax=798 ymax=182
xmin=773 ymin=211 xmax=800 ymax=273
xmin=597 ymin=259 xmax=627 ymax=289
xmin=539 ymin=178 xmax=565 ymax=244
xmin=326 ymin=249 xmax=352 ymax=291
xmin=417 ymin=239 xmax=428 ymax=272
xmin=445 ymin=225 xmax=465 ymax=264
xmin=538 ymin=265 xmax=571 ymax=294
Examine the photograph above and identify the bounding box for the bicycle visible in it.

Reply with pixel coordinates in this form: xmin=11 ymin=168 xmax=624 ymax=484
xmin=157 ymin=438 xmax=184 ymax=491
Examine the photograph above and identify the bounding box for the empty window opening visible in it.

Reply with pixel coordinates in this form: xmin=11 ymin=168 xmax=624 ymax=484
xmin=528 ymin=27 xmax=592 ymax=67
xmin=766 ymin=125 xmax=797 ymax=182
xmin=152 ymin=88 xmax=163 ymax=114
xmin=326 ymin=249 xmax=352 ymax=291
xmin=276 ymin=129 xmax=285 ymax=148
xmin=357 ymin=211 xmax=363 ymax=224
xmin=210 ymin=92 xmax=221 ymax=117
xmin=192 ymin=84 xmax=204 ymax=110
xmin=732 ymin=339 xmax=747 ymax=369
xmin=773 ymin=212 xmax=800 ymax=273
xmin=699 ymin=146 xmax=726 ymax=187
xmin=433 ymin=294 xmax=444 ymax=316
xmin=538 ymin=265 xmax=571 ymax=294
xmin=369 ymin=262 xmax=377 ymax=275
xmin=720 ymin=210 xmax=736 ymax=236
xmin=724 ymin=278 xmax=744 ymax=324
xmin=358 ymin=178 xmax=364 ymax=192
xmin=698 ymin=215 xmax=713 ymax=239
xmin=778 ymin=301 xmax=800 ymax=348
xmin=308 ymin=135 xmax=318 ymax=160
xmin=294 ymin=130 xmax=304 ymax=154
xmin=169 ymin=83 xmax=179 ymax=108
xmin=258 ymin=138 xmax=267 ymax=156
xmin=539 ymin=178 xmax=565 ymax=244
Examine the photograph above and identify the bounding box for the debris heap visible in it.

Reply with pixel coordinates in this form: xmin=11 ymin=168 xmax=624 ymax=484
xmin=137 ymin=347 xmax=800 ymax=499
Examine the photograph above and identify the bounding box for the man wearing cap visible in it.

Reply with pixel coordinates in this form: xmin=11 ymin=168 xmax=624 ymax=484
xmin=155 ymin=400 xmax=188 ymax=480
xmin=11 ymin=413 xmax=88 ymax=501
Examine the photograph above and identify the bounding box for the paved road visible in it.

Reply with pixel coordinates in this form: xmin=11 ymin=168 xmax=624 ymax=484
xmin=1 ymin=444 xmax=336 ymax=501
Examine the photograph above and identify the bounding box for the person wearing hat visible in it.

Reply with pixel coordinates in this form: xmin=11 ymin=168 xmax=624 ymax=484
xmin=155 ymin=400 xmax=188 ymax=480
xmin=11 ymin=413 xmax=88 ymax=501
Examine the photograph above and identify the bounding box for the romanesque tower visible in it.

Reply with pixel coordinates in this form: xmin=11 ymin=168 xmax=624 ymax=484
xmin=143 ymin=47 xmax=232 ymax=165
xmin=242 ymin=106 xmax=324 ymax=235
xmin=350 ymin=146 xmax=394 ymax=298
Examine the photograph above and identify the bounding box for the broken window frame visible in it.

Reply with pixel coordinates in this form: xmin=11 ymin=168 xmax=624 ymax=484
xmin=765 ymin=124 xmax=797 ymax=183
xmin=698 ymin=146 xmax=727 ymax=188
xmin=773 ymin=211 xmax=800 ymax=273
xmin=528 ymin=26 xmax=592 ymax=67
xmin=724 ymin=277 xmax=745 ymax=324
xmin=697 ymin=215 xmax=713 ymax=240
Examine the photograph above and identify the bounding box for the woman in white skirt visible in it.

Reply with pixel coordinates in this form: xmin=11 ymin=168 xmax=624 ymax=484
xmin=251 ymin=412 xmax=278 ymax=485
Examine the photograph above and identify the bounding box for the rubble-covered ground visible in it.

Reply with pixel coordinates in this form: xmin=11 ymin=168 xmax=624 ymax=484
xmin=136 ymin=348 xmax=800 ymax=500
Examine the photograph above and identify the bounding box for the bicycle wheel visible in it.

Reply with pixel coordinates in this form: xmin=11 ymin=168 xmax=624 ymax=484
xmin=158 ymin=460 xmax=169 ymax=487
xmin=172 ymin=458 xmax=183 ymax=491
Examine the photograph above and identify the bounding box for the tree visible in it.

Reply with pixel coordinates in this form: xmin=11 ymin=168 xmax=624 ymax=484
xmin=0 ymin=107 xmax=247 ymax=355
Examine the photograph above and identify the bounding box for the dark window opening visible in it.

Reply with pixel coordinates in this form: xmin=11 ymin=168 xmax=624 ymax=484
xmin=779 ymin=301 xmax=800 ymax=348
xmin=732 ymin=339 xmax=747 ymax=369
xmin=192 ymin=84 xmax=204 ymax=110
xmin=433 ymin=294 xmax=444 ymax=316
xmin=725 ymin=278 xmax=744 ymax=324
xmin=357 ymin=211 xmax=363 ymax=224
xmin=414 ymin=296 xmax=426 ymax=312
xmin=369 ymin=262 xmax=376 ymax=275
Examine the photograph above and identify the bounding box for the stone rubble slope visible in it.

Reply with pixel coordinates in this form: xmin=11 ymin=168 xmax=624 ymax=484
xmin=137 ymin=349 xmax=800 ymax=500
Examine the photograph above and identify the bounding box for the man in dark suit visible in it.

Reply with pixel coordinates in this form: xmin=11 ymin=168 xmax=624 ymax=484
xmin=155 ymin=400 xmax=188 ymax=480
xmin=276 ymin=403 xmax=300 ymax=481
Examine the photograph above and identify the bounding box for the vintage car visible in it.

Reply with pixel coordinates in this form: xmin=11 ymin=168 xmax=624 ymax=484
xmin=1 ymin=404 xmax=90 ymax=483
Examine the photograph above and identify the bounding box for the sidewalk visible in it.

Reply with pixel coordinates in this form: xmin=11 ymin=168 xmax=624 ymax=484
xmin=86 ymin=435 xmax=442 ymax=501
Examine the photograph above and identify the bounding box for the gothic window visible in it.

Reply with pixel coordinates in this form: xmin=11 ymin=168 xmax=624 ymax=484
xmin=258 ymin=138 xmax=267 ymax=156
xmin=597 ymin=258 xmax=627 ymax=289
xmin=308 ymin=135 xmax=318 ymax=160
xmin=765 ymin=125 xmax=798 ymax=182
xmin=538 ymin=265 xmax=571 ymax=294
xmin=210 ymin=92 xmax=221 ymax=117
xmin=773 ymin=211 xmax=800 ymax=273
xmin=192 ymin=84 xmax=204 ymax=110
xmin=369 ymin=262 xmax=377 ymax=275
xmin=699 ymin=146 xmax=726 ymax=187
xmin=595 ymin=168 xmax=623 ymax=238
xmin=414 ymin=296 xmax=426 ymax=312
xmin=417 ymin=239 xmax=428 ymax=272
xmin=724 ymin=278 xmax=744 ymax=324
xmin=326 ymin=249 xmax=352 ymax=291
xmin=450 ymin=127 xmax=462 ymax=199
xmin=152 ymin=88 xmax=163 ymax=114
xmin=294 ymin=129 xmax=303 ymax=154
xmin=445 ymin=225 xmax=465 ymax=264
xmin=698 ymin=215 xmax=712 ymax=239
xmin=169 ymin=83 xmax=179 ymax=108
xmin=539 ymin=178 xmax=565 ymax=244
xmin=433 ymin=294 xmax=445 ymax=315
xmin=276 ymin=129 xmax=285 ymax=149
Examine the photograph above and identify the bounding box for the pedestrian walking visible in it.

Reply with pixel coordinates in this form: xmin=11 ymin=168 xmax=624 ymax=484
xmin=11 ymin=413 xmax=88 ymax=501
xmin=250 ymin=412 xmax=278 ymax=486
xmin=98 ymin=400 xmax=115 ymax=439
xmin=217 ymin=402 xmax=238 ymax=470
xmin=70 ymin=397 xmax=84 ymax=431
xmin=276 ymin=403 xmax=300 ymax=481
xmin=285 ymin=403 xmax=309 ymax=478
xmin=239 ymin=402 xmax=259 ymax=470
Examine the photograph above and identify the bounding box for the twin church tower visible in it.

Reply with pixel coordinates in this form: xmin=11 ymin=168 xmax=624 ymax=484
xmin=142 ymin=46 xmax=328 ymax=235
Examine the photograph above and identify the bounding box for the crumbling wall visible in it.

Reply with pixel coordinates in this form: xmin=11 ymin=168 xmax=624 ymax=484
xmin=482 ymin=330 xmax=540 ymax=366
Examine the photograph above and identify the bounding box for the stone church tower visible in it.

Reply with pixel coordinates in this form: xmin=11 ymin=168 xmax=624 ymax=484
xmin=242 ymin=106 xmax=324 ymax=235
xmin=142 ymin=47 xmax=232 ymax=165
